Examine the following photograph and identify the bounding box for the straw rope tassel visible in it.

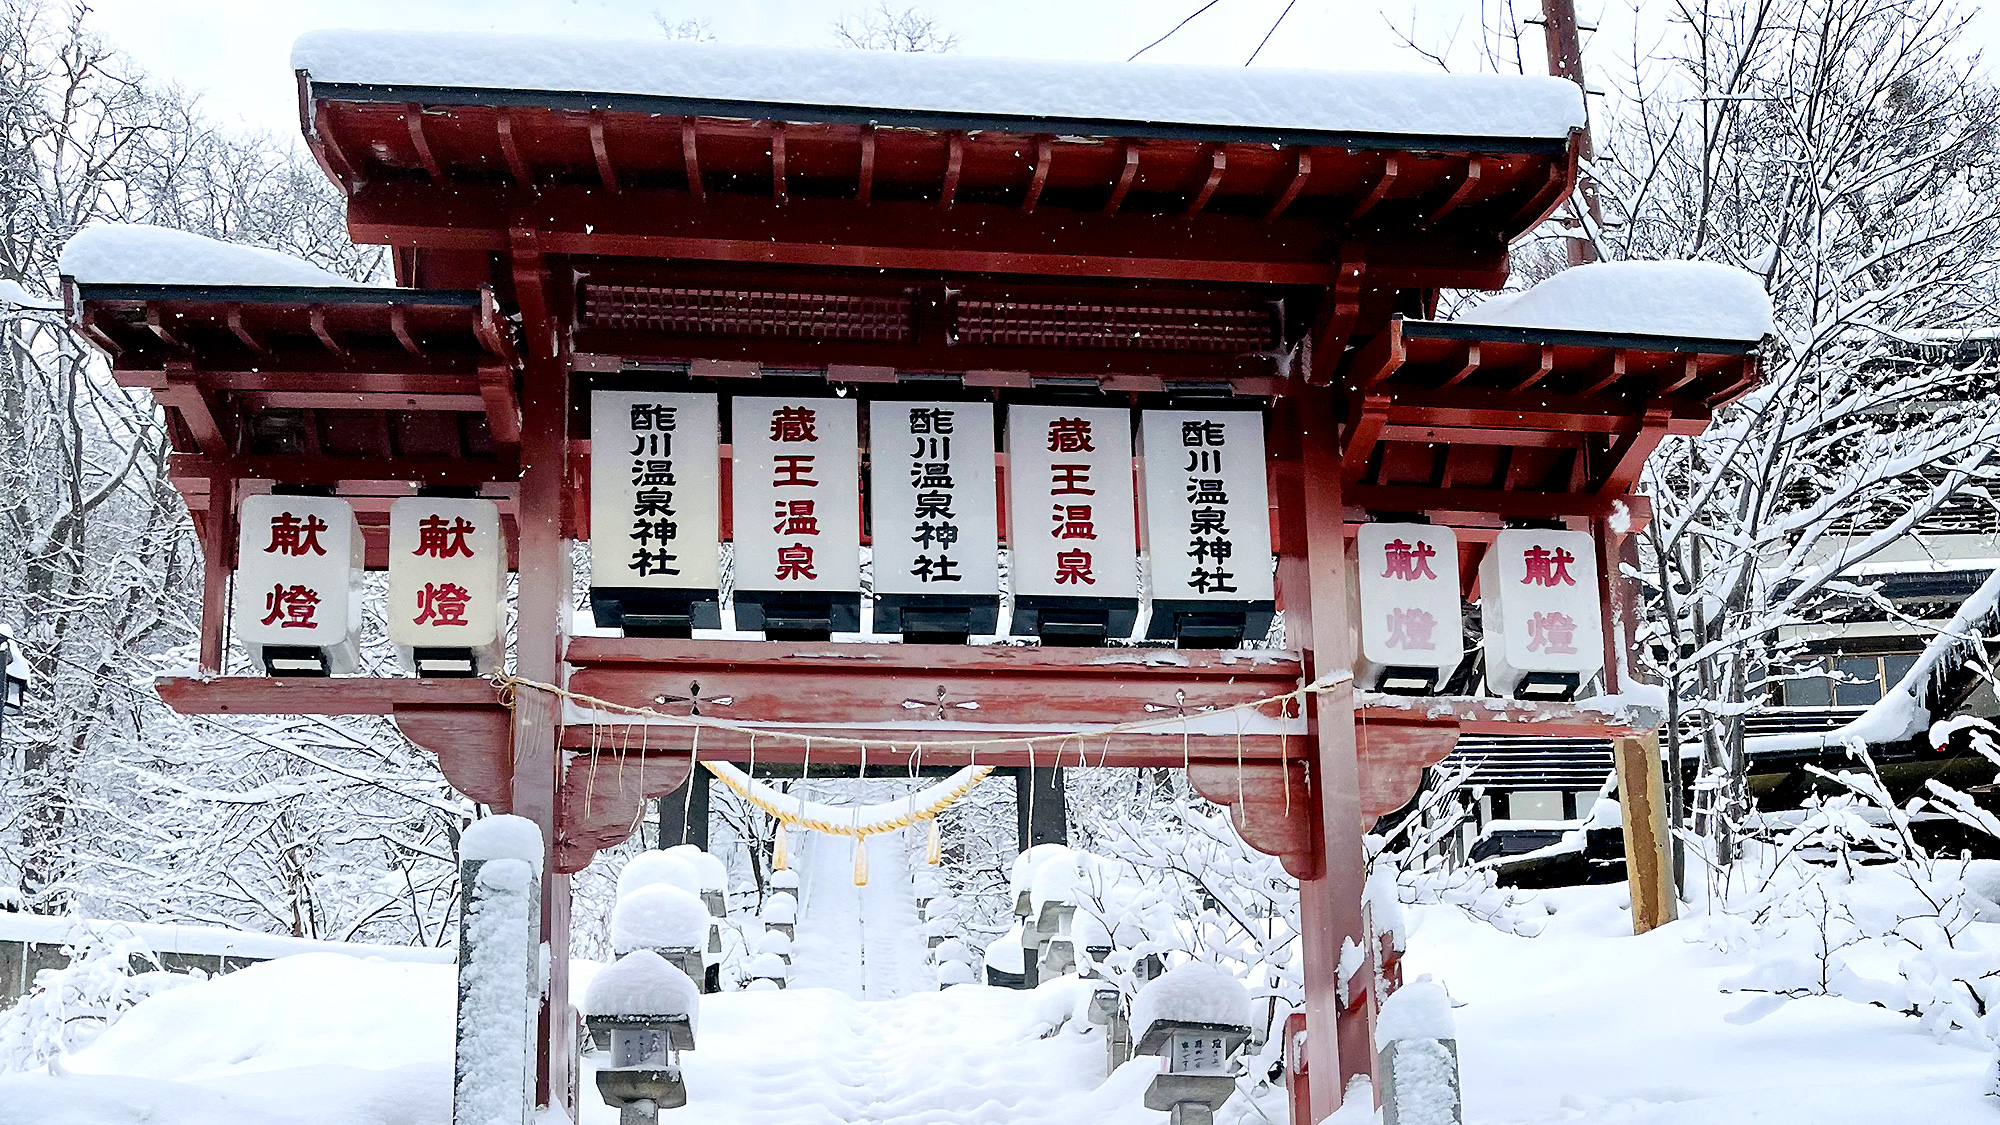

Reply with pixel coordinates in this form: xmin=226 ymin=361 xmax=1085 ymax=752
xmin=851 ymin=811 xmax=869 ymax=886
xmin=925 ymin=816 xmax=943 ymax=866
xmin=772 ymin=821 xmax=789 ymax=872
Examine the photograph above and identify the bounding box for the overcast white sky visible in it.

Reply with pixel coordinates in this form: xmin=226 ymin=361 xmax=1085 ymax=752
xmin=73 ymin=0 xmax=2000 ymax=139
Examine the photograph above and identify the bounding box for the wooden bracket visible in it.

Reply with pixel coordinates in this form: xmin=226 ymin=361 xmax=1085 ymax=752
xmin=1355 ymin=720 xmax=1460 ymax=825
xmin=1186 ymin=759 xmax=1317 ymax=879
xmin=554 ymin=750 xmax=694 ymax=872
xmin=393 ymin=703 xmax=516 ymax=811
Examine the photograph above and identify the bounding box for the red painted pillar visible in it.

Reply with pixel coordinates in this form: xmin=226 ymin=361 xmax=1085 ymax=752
xmin=508 ymin=230 xmax=576 ymax=1117
xmin=1277 ymin=390 xmax=1377 ymax=1119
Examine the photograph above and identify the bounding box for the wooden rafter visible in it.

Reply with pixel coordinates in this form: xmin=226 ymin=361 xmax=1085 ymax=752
xmin=1021 ymin=136 xmax=1052 ymax=214
xmin=1103 ymin=143 xmax=1139 ymax=216
xmin=404 ymin=106 xmax=445 ymax=185
xmin=857 ymin=125 xmax=876 ymax=205
xmin=938 ymin=131 xmax=965 ymax=209
xmin=589 ymin=112 xmax=619 ymax=193
xmin=1264 ymin=150 xmax=1312 ymax=223
xmin=680 ymin=118 xmax=704 ymax=201
xmin=1188 ymin=147 xmax=1227 ymax=216
xmin=1347 ymin=155 xmax=1399 ymax=222
xmin=1419 ymin=156 xmax=1482 ymax=229
xmin=308 ymin=308 xmax=348 ymax=357
xmin=497 ymin=110 xmax=531 ymax=185
xmin=770 ymin=123 xmax=787 ymax=204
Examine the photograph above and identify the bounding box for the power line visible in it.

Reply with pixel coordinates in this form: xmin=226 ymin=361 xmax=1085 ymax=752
xmin=1244 ymin=0 xmax=1300 ymax=66
xmin=1128 ymin=0 xmax=1224 ymax=61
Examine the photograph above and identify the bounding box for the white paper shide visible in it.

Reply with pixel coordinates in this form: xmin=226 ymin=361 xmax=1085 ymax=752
xmin=233 ymin=494 xmax=363 ymax=674
xmin=1480 ymin=528 xmax=1605 ymax=695
xmin=732 ymin=396 xmax=860 ymax=595
xmin=1354 ymin=523 xmax=1463 ymax=690
xmin=1005 ymin=404 xmax=1136 ymax=600
xmin=386 ymin=497 xmax=506 ymax=673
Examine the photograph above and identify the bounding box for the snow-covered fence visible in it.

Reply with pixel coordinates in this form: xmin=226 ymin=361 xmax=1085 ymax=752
xmin=0 ymin=912 xmax=449 ymax=1008
xmin=454 ymin=816 xmax=544 ymax=1125
xmin=583 ymin=949 xmax=700 ymax=1125
xmin=1376 ymin=981 xmax=1461 ymax=1125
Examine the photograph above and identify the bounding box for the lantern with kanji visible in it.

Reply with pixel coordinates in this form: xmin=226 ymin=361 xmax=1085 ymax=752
xmin=1480 ymin=528 xmax=1605 ymax=700
xmin=387 ymin=497 xmax=507 ymax=676
xmin=1353 ymin=523 xmax=1464 ymax=694
xmin=233 ymin=494 xmax=364 ymax=676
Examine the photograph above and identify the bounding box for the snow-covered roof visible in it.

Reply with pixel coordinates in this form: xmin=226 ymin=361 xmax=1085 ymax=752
xmin=60 ymin=224 xmax=368 ymax=289
xmin=1457 ymin=260 xmax=1774 ymax=343
xmin=291 ymin=32 xmax=1585 ymax=145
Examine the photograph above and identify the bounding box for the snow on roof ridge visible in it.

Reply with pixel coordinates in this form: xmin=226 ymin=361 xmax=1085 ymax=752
xmin=60 ymin=223 xmax=369 ymax=289
xmin=1455 ymin=259 xmax=1774 ymax=343
xmin=290 ymin=30 xmax=1585 ymax=143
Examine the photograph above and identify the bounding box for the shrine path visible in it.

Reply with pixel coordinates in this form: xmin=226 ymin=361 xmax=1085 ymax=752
xmin=601 ymin=831 xmax=1162 ymax=1125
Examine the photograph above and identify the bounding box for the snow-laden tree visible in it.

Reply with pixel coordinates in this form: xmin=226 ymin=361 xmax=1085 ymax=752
xmin=0 ymin=0 xmax=454 ymax=941
xmin=1571 ymin=0 xmax=2000 ymax=869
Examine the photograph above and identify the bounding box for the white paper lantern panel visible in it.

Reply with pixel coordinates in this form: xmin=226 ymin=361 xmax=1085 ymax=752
xmin=386 ymin=497 xmax=506 ymax=675
xmin=1480 ymin=528 xmax=1606 ymax=698
xmin=233 ymin=494 xmax=363 ymax=675
xmin=588 ymin=390 xmax=723 ymax=635
xmin=1137 ymin=409 xmax=1275 ymax=645
xmin=869 ymin=400 xmax=1001 ymax=638
xmin=1353 ymin=523 xmax=1463 ymax=692
xmin=1004 ymin=404 xmax=1138 ymax=642
xmin=730 ymin=396 xmax=862 ymax=634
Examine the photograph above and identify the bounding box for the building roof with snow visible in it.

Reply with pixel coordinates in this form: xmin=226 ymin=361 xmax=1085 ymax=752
xmin=291 ymin=32 xmax=1584 ymax=149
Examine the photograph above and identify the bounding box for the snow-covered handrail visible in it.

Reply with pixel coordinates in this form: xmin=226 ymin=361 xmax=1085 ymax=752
xmin=703 ymin=760 xmax=992 ymax=838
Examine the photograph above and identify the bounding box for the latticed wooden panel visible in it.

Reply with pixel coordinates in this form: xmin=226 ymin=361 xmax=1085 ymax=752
xmin=954 ymin=300 xmax=1276 ymax=353
xmin=583 ymin=285 xmax=913 ymax=342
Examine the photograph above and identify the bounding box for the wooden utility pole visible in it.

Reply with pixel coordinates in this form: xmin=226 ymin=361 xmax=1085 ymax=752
xmin=1614 ymin=732 xmax=1678 ymax=933
xmin=1540 ymin=0 xmax=1602 ymax=264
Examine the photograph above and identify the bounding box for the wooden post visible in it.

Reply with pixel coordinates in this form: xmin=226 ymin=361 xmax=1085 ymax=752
xmin=657 ymin=767 xmax=711 ymax=849
xmin=1016 ymin=766 xmax=1068 ymax=850
xmin=508 ymin=228 xmax=576 ymax=1117
xmin=1614 ymin=731 xmax=1677 ymax=934
xmin=1284 ymin=387 xmax=1376 ymax=1117
xmin=455 ymin=854 xmax=543 ymax=1125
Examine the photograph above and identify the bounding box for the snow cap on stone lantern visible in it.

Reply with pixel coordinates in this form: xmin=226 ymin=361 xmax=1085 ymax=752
xmin=1480 ymin=528 xmax=1605 ymax=700
xmin=233 ymin=493 xmax=363 ymax=676
xmin=1354 ymin=522 xmax=1463 ymax=695
xmin=587 ymin=389 xmax=722 ymax=637
xmin=730 ymin=395 xmax=861 ymax=638
xmin=386 ymin=496 xmax=505 ymax=677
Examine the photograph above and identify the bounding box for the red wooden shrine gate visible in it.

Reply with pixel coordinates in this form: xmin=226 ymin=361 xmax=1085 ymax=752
xmin=67 ymin=39 xmax=1759 ymax=1122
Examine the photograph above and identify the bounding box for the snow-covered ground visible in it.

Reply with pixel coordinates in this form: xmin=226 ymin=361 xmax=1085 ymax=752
xmin=4 ymin=876 xmax=1995 ymax=1124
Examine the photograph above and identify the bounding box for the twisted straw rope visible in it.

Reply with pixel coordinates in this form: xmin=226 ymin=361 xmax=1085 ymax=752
xmin=491 ymin=667 xmax=1348 ymax=757
xmin=703 ymin=760 xmax=995 ymax=838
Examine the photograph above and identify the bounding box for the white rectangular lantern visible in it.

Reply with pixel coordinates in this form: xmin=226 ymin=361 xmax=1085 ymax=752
xmin=589 ymin=390 xmax=722 ymax=636
xmin=1004 ymin=404 xmax=1138 ymax=643
xmin=1480 ymin=528 xmax=1605 ymax=699
xmin=1354 ymin=523 xmax=1463 ymax=694
xmin=1138 ymin=410 xmax=1275 ymax=646
xmin=233 ymin=494 xmax=363 ymax=675
xmin=386 ymin=497 xmax=506 ymax=676
xmin=731 ymin=395 xmax=862 ymax=635
xmin=868 ymin=400 xmax=1001 ymax=639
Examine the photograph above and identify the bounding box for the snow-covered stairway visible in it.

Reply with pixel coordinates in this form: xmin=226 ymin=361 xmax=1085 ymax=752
xmin=621 ymin=830 xmax=1156 ymax=1124
xmin=787 ymin=831 xmax=927 ymax=999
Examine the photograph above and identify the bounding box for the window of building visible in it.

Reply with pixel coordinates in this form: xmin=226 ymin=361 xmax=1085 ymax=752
xmin=1779 ymin=652 xmax=1921 ymax=707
